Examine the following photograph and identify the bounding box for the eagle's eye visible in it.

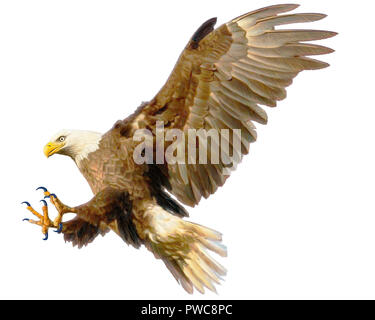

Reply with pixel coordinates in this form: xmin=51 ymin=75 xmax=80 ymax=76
xmin=58 ymin=136 xmax=65 ymax=142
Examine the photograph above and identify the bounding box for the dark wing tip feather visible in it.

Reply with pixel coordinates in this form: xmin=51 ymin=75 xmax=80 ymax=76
xmin=190 ymin=17 xmax=217 ymax=49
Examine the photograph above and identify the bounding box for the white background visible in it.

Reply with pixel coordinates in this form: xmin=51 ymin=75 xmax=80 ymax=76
xmin=0 ymin=0 xmax=373 ymax=299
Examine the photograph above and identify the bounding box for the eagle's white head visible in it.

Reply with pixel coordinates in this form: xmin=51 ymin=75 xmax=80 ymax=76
xmin=44 ymin=129 xmax=102 ymax=164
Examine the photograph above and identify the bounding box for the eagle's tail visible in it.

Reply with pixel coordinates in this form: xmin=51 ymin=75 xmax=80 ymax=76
xmin=139 ymin=204 xmax=227 ymax=294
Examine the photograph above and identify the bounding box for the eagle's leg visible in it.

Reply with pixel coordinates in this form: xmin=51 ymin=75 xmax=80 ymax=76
xmin=22 ymin=200 xmax=56 ymax=240
xmin=22 ymin=187 xmax=73 ymax=239
xmin=40 ymin=188 xmax=71 ymax=232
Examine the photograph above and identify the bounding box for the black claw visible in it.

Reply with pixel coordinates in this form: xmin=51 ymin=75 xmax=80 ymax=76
xmin=44 ymin=193 xmax=56 ymax=199
xmin=43 ymin=232 xmax=48 ymax=241
xmin=54 ymin=223 xmax=63 ymax=233
xmin=21 ymin=201 xmax=31 ymax=207
xmin=23 ymin=218 xmax=29 ymax=221
xmin=40 ymin=200 xmax=48 ymax=206
xmin=36 ymin=186 xmax=47 ymax=192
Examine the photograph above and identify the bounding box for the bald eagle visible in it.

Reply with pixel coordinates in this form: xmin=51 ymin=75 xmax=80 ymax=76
xmin=22 ymin=4 xmax=336 ymax=294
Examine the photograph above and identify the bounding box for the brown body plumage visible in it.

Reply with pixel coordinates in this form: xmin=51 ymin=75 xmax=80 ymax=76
xmin=25 ymin=4 xmax=336 ymax=293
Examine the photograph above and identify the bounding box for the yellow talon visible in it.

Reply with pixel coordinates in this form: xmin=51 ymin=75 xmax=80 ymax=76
xmin=23 ymin=188 xmax=68 ymax=239
xmin=22 ymin=199 xmax=54 ymax=240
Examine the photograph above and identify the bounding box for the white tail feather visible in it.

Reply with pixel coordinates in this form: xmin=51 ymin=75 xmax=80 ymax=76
xmin=142 ymin=205 xmax=227 ymax=294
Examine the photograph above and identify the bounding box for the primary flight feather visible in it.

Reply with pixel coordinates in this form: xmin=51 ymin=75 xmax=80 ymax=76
xmin=22 ymin=4 xmax=336 ymax=294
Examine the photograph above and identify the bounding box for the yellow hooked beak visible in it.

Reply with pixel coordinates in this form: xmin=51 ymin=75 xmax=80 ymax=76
xmin=43 ymin=141 xmax=64 ymax=158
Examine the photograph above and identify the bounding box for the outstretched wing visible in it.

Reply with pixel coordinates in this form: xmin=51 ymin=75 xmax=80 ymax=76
xmin=120 ymin=4 xmax=336 ymax=206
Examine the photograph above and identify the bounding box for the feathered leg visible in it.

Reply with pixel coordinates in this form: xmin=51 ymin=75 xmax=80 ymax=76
xmin=22 ymin=187 xmax=140 ymax=248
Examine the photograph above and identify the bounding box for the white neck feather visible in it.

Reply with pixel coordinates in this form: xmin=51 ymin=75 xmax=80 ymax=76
xmin=74 ymin=132 xmax=102 ymax=166
xmin=66 ymin=130 xmax=102 ymax=166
